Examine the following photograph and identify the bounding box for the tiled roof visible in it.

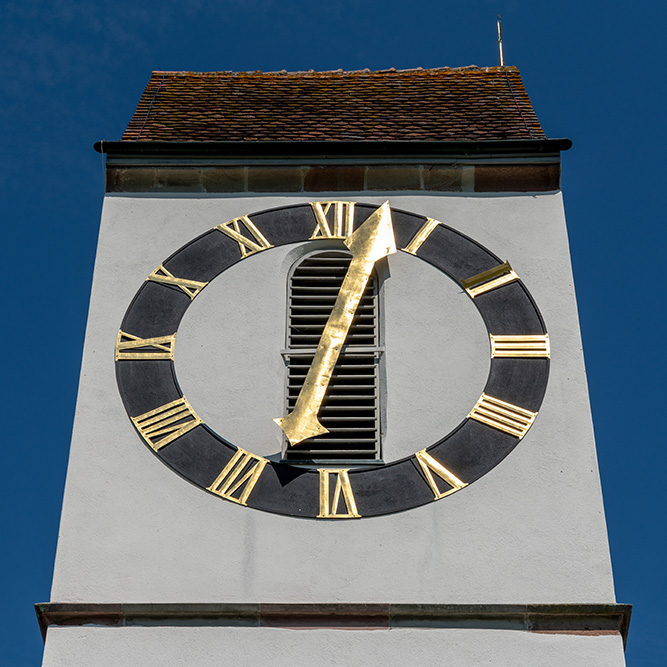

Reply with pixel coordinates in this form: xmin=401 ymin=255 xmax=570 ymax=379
xmin=122 ymin=66 xmax=545 ymax=142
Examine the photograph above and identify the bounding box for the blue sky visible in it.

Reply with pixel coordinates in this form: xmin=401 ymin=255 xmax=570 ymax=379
xmin=1 ymin=1 xmax=664 ymax=664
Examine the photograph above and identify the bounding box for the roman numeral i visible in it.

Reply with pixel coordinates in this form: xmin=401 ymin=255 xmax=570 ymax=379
xmin=402 ymin=218 xmax=442 ymax=255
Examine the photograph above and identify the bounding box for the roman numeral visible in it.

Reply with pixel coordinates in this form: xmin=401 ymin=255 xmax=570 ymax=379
xmin=131 ymin=397 xmax=203 ymax=451
xmin=461 ymin=261 xmax=519 ymax=298
xmin=317 ymin=469 xmax=361 ymax=518
xmin=490 ymin=334 xmax=551 ymax=358
xmin=402 ymin=218 xmax=442 ymax=254
xmin=115 ymin=331 xmax=176 ymax=361
xmin=310 ymin=201 xmax=356 ymax=239
xmin=148 ymin=265 xmax=208 ymax=300
xmin=415 ymin=450 xmax=468 ymax=499
xmin=216 ymin=215 xmax=273 ymax=257
xmin=207 ymin=448 xmax=268 ymax=506
xmin=467 ymin=393 xmax=537 ymax=438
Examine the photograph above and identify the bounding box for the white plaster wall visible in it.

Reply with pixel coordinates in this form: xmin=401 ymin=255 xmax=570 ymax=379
xmin=50 ymin=192 xmax=616 ymax=604
xmin=42 ymin=626 xmax=627 ymax=667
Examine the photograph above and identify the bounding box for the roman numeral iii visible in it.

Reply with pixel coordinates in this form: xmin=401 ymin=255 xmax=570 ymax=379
xmin=207 ymin=449 xmax=268 ymax=506
xmin=415 ymin=450 xmax=467 ymax=499
xmin=317 ymin=469 xmax=361 ymax=518
xmin=310 ymin=201 xmax=356 ymax=239
xmin=115 ymin=331 xmax=176 ymax=360
xmin=467 ymin=393 xmax=537 ymax=438
xmin=216 ymin=215 xmax=273 ymax=257
xmin=490 ymin=334 xmax=550 ymax=358
xmin=462 ymin=261 xmax=520 ymax=298
xmin=131 ymin=398 xmax=203 ymax=451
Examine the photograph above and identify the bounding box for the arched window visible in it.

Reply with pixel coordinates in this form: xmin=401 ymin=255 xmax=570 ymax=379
xmin=281 ymin=250 xmax=382 ymax=464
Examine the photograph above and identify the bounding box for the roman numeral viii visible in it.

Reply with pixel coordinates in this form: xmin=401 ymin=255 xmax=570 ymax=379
xmin=317 ymin=469 xmax=361 ymax=518
xmin=131 ymin=398 xmax=203 ymax=451
xmin=208 ymin=449 xmax=268 ymax=506
xmin=467 ymin=394 xmax=537 ymax=438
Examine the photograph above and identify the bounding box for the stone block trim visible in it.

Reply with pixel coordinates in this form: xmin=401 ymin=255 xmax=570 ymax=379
xmin=247 ymin=166 xmax=305 ymax=192
xmin=474 ymin=164 xmax=561 ymax=192
xmin=366 ymin=166 xmax=423 ymax=191
xmin=201 ymin=167 xmax=246 ymax=192
xmin=106 ymin=163 xmax=561 ymax=194
xmin=304 ymin=166 xmax=365 ymax=191
xmin=422 ymin=165 xmax=464 ymax=191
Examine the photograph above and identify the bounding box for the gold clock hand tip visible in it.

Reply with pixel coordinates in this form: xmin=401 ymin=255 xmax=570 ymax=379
xmin=274 ymin=413 xmax=330 ymax=447
xmin=345 ymin=202 xmax=396 ymax=262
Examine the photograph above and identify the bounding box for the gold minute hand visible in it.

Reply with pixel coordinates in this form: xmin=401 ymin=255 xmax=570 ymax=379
xmin=275 ymin=202 xmax=396 ymax=447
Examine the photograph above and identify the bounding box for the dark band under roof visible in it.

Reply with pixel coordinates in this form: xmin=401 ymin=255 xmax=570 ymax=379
xmin=121 ymin=66 xmax=545 ymax=143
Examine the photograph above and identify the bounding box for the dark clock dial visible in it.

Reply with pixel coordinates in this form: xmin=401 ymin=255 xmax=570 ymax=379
xmin=116 ymin=201 xmax=549 ymax=519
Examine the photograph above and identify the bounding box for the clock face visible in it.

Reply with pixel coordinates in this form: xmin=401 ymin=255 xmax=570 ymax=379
xmin=116 ymin=201 xmax=550 ymax=519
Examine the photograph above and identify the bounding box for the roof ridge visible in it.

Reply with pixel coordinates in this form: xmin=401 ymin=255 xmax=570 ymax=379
xmin=150 ymin=65 xmax=520 ymax=77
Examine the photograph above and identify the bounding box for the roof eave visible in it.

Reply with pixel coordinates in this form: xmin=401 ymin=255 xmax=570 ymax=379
xmin=95 ymin=139 xmax=572 ymax=159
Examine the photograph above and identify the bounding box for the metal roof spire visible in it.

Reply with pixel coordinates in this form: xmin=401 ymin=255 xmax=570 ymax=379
xmin=497 ymin=15 xmax=505 ymax=66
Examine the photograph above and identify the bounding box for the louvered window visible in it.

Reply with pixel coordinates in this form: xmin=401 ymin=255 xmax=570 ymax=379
xmin=282 ymin=250 xmax=381 ymax=464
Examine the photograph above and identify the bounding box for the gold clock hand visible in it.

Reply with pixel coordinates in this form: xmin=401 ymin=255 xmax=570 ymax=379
xmin=275 ymin=202 xmax=396 ymax=447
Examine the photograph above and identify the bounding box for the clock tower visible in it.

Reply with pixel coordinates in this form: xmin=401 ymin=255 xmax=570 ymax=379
xmin=38 ymin=67 xmax=630 ymax=666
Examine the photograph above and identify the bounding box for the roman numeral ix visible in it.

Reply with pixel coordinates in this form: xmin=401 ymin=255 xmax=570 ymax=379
xmin=115 ymin=331 xmax=176 ymax=360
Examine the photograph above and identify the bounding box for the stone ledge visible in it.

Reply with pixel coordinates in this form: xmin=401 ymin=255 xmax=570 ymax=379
xmin=36 ymin=602 xmax=631 ymax=647
xmin=106 ymin=164 xmax=560 ymax=194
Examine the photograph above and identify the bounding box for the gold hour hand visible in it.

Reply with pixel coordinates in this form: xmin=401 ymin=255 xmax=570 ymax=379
xmin=275 ymin=202 xmax=396 ymax=447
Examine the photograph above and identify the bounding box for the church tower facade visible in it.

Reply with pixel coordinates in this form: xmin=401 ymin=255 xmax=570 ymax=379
xmin=38 ymin=67 xmax=630 ymax=666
